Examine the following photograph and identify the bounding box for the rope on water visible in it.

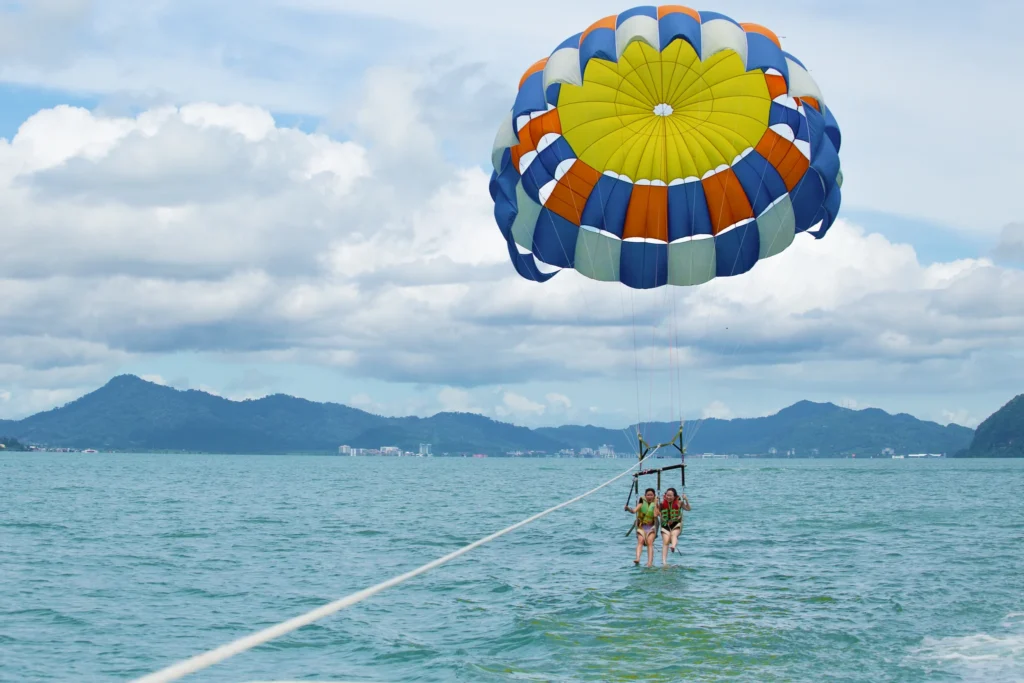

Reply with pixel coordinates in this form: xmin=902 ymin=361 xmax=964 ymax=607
xmin=131 ymin=449 xmax=666 ymax=683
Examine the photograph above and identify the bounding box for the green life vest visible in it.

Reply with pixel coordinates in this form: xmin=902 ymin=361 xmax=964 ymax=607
xmin=637 ymin=500 xmax=657 ymax=525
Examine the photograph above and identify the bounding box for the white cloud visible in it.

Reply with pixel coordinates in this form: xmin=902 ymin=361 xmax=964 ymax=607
xmin=546 ymin=393 xmax=572 ymax=411
xmin=0 ymin=28 xmax=1022 ymax=427
xmin=140 ymin=374 xmax=167 ymax=385
xmin=939 ymin=409 xmax=981 ymax=429
xmin=495 ymin=392 xmax=546 ymax=419
xmin=702 ymin=401 xmax=734 ymax=420
xmin=437 ymin=387 xmax=478 ymax=414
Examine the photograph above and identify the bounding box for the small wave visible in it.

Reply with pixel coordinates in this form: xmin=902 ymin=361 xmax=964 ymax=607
xmin=909 ymin=618 xmax=1024 ymax=683
xmin=240 ymin=516 xmax=287 ymax=525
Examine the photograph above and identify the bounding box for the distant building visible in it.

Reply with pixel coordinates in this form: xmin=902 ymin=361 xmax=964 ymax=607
xmin=380 ymin=446 xmax=401 ymax=456
xmin=338 ymin=445 xmax=352 ymax=455
xmin=598 ymin=444 xmax=615 ymax=458
xmin=418 ymin=443 xmax=432 ymax=456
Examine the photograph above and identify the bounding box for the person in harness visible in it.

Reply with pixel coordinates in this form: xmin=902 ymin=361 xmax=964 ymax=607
xmin=659 ymin=487 xmax=691 ymax=564
xmin=625 ymin=487 xmax=660 ymax=567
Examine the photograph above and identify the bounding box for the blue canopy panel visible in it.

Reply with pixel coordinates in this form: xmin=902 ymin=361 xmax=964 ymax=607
xmin=533 ymin=208 xmax=579 ymax=269
xmin=823 ymin=106 xmax=842 ymax=152
xmin=489 ymin=158 xmax=519 ymax=237
xmin=512 ymin=72 xmax=547 ymax=131
xmin=579 ymin=26 xmax=617 ymax=75
xmin=658 ymin=9 xmax=701 ymax=53
xmin=553 ymin=32 xmax=583 ymax=52
xmin=733 ymin=151 xmax=788 ymax=217
xmin=809 ymin=132 xmax=840 ymax=197
xmin=536 ymin=136 xmax=577 ymax=178
xmin=794 ymin=110 xmax=811 ymax=144
xmin=745 ymin=33 xmax=789 ymax=84
xmin=803 ymin=102 xmax=826 ymax=154
xmin=714 ymin=221 xmax=761 ymax=277
xmin=489 ymin=167 xmax=557 ymax=283
xmin=620 ymin=240 xmax=669 ymax=289
xmin=815 ymin=181 xmax=842 ymax=237
xmin=769 ymin=101 xmax=803 ymax=137
xmin=519 ymin=158 xmax=553 ymax=207
xmin=667 ymin=180 xmax=713 ymax=241
xmin=580 ymin=174 xmax=632 ymax=238
xmin=783 ymin=51 xmax=807 ymax=70
xmin=545 ymin=83 xmax=561 ymax=107
xmin=697 ymin=10 xmax=741 ymax=26
xmin=617 ymin=5 xmax=657 ymax=24
xmin=790 ymin=170 xmax=826 ymax=234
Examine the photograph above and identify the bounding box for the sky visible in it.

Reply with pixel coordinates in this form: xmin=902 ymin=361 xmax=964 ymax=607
xmin=1 ymin=0 xmax=1022 ymax=429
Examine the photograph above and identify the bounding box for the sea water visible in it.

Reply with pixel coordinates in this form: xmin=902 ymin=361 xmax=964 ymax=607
xmin=1 ymin=455 xmax=1021 ymax=682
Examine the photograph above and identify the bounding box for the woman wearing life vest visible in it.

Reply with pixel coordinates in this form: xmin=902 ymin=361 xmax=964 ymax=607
xmin=625 ymin=488 xmax=660 ymax=567
xmin=659 ymin=488 xmax=691 ymax=564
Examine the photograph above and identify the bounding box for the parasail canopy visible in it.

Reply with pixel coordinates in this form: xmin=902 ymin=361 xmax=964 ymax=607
xmin=489 ymin=6 xmax=843 ymax=289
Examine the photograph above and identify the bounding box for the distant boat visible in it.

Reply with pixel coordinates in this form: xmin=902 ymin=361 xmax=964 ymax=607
xmin=891 ymin=455 xmax=904 ymax=459
xmin=83 ymin=449 xmax=98 ymax=454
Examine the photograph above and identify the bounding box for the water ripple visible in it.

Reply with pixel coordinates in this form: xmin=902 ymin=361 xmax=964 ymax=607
xmin=0 ymin=455 xmax=1021 ymax=682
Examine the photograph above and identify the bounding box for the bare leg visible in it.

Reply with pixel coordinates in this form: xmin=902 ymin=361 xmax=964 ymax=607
xmin=661 ymin=530 xmax=671 ymax=565
xmin=634 ymin=533 xmax=643 ymax=564
xmin=671 ymin=527 xmax=682 ymax=552
xmin=645 ymin=533 xmax=655 ymax=567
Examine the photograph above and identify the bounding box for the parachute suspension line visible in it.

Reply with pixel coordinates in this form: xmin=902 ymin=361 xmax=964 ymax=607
xmin=519 ymin=163 xmax=646 ymax=455
xmin=522 ymin=158 xmax=652 ymax=460
xmin=674 ymin=135 xmax=784 ymax=451
xmin=630 ymin=289 xmax=643 ymax=436
xmin=132 ymin=449 xmax=667 ymax=683
xmin=672 ymin=287 xmax=684 ymax=425
xmin=648 ymin=299 xmax=657 ymax=429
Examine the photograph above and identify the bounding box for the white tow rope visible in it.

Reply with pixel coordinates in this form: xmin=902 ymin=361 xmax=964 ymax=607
xmin=132 ymin=450 xmax=663 ymax=683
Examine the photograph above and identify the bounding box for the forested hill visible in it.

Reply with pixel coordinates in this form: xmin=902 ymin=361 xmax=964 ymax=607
xmin=956 ymin=394 xmax=1024 ymax=458
xmin=0 ymin=375 xmax=979 ymax=457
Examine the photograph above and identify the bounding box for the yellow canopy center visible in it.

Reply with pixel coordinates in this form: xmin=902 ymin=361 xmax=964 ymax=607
xmin=557 ymin=39 xmax=773 ymax=183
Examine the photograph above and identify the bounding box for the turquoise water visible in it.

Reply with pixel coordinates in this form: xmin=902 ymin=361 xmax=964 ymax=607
xmin=1 ymin=455 xmax=1022 ymax=682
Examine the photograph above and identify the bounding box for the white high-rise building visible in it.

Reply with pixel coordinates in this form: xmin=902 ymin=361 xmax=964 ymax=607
xmin=419 ymin=443 xmax=432 ymax=456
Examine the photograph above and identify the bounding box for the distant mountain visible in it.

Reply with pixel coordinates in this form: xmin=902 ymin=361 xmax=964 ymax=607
xmin=540 ymin=400 xmax=974 ymax=456
xmin=956 ymin=394 xmax=1024 ymax=458
xmin=0 ymin=375 xmax=979 ymax=457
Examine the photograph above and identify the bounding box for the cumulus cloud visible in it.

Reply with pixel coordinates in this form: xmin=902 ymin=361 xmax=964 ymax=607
xmin=701 ymin=401 xmax=734 ymax=420
xmin=941 ymin=409 xmax=979 ymax=428
xmin=436 ymin=387 xmax=478 ymax=414
xmin=546 ymin=393 xmax=572 ymax=411
xmin=495 ymin=392 xmax=546 ymax=419
xmin=0 ymin=62 xmax=1022 ymax=424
